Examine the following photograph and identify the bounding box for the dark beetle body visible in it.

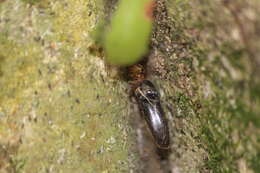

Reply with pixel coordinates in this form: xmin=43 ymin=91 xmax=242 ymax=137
xmin=134 ymin=80 xmax=170 ymax=149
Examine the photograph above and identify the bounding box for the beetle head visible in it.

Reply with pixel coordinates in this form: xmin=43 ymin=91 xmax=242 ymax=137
xmin=134 ymin=80 xmax=160 ymax=103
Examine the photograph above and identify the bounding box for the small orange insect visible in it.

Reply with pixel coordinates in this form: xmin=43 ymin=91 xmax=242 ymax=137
xmin=127 ymin=58 xmax=148 ymax=91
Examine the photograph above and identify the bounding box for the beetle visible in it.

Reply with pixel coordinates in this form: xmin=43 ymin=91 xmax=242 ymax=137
xmin=134 ymin=80 xmax=170 ymax=149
